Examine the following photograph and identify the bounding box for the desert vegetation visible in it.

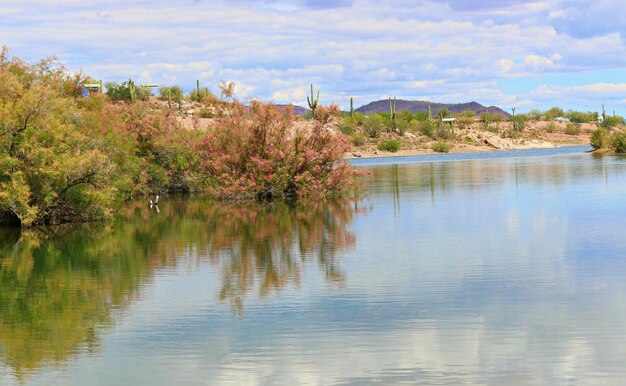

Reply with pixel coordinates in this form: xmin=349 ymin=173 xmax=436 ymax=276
xmin=590 ymin=127 xmax=626 ymax=153
xmin=0 ymin=49 xmax=359 ymax=227
xmin=338 ymin=101 xmax=624 ymax=157
xmin=2 ymin=47 xmax=624 ymax=227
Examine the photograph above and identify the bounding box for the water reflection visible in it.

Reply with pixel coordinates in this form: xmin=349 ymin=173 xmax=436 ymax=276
xmin=3 ymin=149 xmax=626 ymax=385
xmin=200 ymin=200 xmax=361 ymax=312
xmin=0 ymin=197 xmax=362 ymax=379
xmin=366 ymin=151 xmax=626 ymax=206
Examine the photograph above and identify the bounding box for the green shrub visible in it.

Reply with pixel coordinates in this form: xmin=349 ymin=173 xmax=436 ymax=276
xmin=189 ymin=88 xmax=217 ymax=103
xmin=106 ymin=81 xmax=150 ymax=102
xmin=351 ymin=133 xmax=366 ymax=147
xmin=458 ymin=109 xmax=475 ymax=118
xmin=345 ymin=112 xmax=365 ymax=126
xmin=399 ymin=110 xmax=414 ymax=122
xmin=544 ymin=107 xmax=565 ymax=120
xmin=611 ymin=132 xmax=626 ymax=153
xmin=511 ymin=114 xmax=527 ymax=131
xmin=591 ymin=127 xmax=608 ymax=149
xmin=198 ymin=108 xmax=214 ymax=118
xmin=437 ymin=107 xmax=450 ymax=118
xmin=363 ymin=115 xmax=385 ymax=138
xmin=502 ymin=129 xmax=522 ymax=139
xmin=418 ymin=121 xmax=436 ymax=137
xmin=158 ymin=85 xmax=183 ymax=100
xmin=414 ymin=112 xmax=429 ymax=121
xmin=432 ymin=141 xmax=452 ymax=153
xmin=464 ymin=136 xmax=479 ymax=145
xmin=436 ymin=126 xmax=453 ymax=140
xmin=378 ymin=139 xmax=401 ymax=152
xmin=483 ymin=124 xmax=499 ymax=133
xmin=339 ymin=124 xmax=354 ymax=135
xmin=528 ymin=109 xmax=543 ymax=120
xmin=567 ymin=110 xmax=598 ymax=124
xmin=565 ymin=123 xmax=581 ymax=135
xmin=395 ymin=118 xmax=410 ymax=136
xmin=546 ymin=122 xmax=557 ymax=133
xmin=480 ymin=113 xmax=501 ymax=132
xmin=456 ymin=116 xmax=473 ymax=127
xmin=602 ymin=115 xmax=625 ymax=129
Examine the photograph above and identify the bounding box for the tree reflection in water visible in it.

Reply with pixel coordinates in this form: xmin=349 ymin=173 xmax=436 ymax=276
xmin=0 ymin=196 xmax=364 ymax=379
xmin=204 ymin=200 xmax=360 ymax=312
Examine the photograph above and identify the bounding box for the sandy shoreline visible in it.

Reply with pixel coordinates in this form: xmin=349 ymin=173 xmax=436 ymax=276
xmin=342 ymin=121 xmax=592 ymax=160
xmin=344 ymin=142 xmax=586 ymax=159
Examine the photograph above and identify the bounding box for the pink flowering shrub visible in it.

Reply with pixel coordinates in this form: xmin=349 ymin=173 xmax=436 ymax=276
xmin=197 ymin=101 xmax=361 ymax=199
xmin=80 ymin=99 xmax=203 ymax=196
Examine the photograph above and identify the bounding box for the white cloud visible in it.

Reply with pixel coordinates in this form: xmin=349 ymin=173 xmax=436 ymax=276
xmin=410 ymin=79 xmax=445 ymax=88
xmin=271 ymin=87 xmax=307 ymax=103
xmin=549 ymin=10 xmax=566 ymax=18
xmin=533 ymin=83 xmax=626 ymax=100
xmin=497 ymin=59 xmax=515 ymax=75
xmin=1 ymin=0 xmax=625 ymax=113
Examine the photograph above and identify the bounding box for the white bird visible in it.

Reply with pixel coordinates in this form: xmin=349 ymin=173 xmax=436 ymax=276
xmin=154 ymin=194 xmax=159 ymax=205
xmin=149 ymin=198 xmax=153 ymax=207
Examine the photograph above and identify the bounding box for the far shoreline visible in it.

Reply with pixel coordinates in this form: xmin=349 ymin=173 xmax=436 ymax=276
xmin=344 ymin=142 xmax=589 ymax=160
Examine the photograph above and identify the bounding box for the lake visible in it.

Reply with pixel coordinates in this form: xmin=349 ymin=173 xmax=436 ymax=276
xmin=2 ymin=146 xmax=626 ymax=385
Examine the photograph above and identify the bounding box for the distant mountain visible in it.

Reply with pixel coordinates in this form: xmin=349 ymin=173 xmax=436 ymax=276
xmin=276 ymin=104 xmax=309 ymax=116
xmin=355 ymin=100 xmax=511 ymax=118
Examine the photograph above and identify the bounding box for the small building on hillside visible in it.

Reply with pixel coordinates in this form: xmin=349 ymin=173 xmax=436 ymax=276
xmin=82 ymin=81 xmax=103 ymax=97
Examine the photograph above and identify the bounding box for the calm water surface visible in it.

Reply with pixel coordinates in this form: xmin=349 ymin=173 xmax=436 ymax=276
xmin=2 ymin=146 xmax=626 ymax=385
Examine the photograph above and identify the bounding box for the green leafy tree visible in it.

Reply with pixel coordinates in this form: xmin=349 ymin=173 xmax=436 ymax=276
xmin=544 ymin=107 xmax=565 ymax=120
xmin=0 ymin=50 xmax=118 ymax=226
xmin=527 ymin=109 xmax=543 ymax=120
xmin=566 ymin=110 xmax=598 ymax=124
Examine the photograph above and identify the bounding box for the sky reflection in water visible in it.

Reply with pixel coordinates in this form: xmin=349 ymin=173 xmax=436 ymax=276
xmin=1 ymin=147 xmax=626 ymax=385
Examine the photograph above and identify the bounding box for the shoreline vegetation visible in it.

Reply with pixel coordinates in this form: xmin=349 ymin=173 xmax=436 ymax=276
xmin=339 ymin=104 xmax=624 ymax=159
xmin=1 ymin=48 xmax=624 ymax=227
xmin=0 ymin=50 xmax=359 ymax=227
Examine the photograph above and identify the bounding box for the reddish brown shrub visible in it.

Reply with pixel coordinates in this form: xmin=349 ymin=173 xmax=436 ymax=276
xmin=197 ymin=101 xmax=361 ymax=200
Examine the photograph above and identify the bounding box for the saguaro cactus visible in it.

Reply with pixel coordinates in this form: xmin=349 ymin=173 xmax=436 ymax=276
xmin=389 ymin=97 xmax=397 ymax=132
xmin=307 ymin=83 xmax=320 ymax=119
xmin=427 ymin=105 xmax=432 ymax=124
xmin=197 ymin=79 xmax=200 ymax=95
xmin=512 ymin=107 xmax=521 ymax=131
xmin=168 ymin=89 xmax=172 ymax=109
xmin=128 ymin=79 xmax=137 ymax=103
xmin=350 ymin=97 xmax=354 ymax=117
xmin=602 ymin=104 xmax=607 ymax=122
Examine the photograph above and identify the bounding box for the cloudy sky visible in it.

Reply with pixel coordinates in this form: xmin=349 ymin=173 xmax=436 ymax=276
xmin=2 ymin=0 xmax=626 ymax=113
